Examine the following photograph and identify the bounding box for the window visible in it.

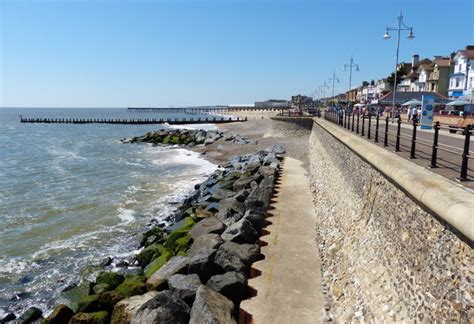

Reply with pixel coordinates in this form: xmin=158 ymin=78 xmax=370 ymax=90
xmin=456 ymin=79 xmax=460 ymax=87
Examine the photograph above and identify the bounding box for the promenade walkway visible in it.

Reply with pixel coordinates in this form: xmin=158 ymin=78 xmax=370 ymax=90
xmin=240 ymin=157 xmax=324 ymax=323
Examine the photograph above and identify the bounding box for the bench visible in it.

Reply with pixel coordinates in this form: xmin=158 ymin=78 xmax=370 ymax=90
xmin=438 ymin=118 xmax=470 ymax=133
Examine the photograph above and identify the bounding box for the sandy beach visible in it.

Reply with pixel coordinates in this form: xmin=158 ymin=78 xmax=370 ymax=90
xmin=191 ymin=117 xmax=312 ymax=170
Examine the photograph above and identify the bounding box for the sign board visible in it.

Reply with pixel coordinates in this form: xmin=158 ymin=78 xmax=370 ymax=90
xmin=421 ymin=94 xmax=434 ymax=130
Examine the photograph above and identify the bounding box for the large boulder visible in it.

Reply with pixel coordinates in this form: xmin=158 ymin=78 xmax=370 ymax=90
xmin=206 ymin=271 xmax=247 ymax=304
xmin=42 ymin=304 xmax=74 ymax=324
xmin=99 ymin=291 xmax=125 ymax=311
xmin=217 ymin=198 xmax=245 ymax=226
xmin=188 ymin=249 xmax=219 ymax=283
xmin=131 ymin=291 xmax=189 ymax=324
xmin=244 ymin=176 xmax=274 ymax=215
xmin=167 ymin=274 xmax=202 ymax=306
xmin=77 ymin=294 xmax=101 ymax=313
xmin=188 ymin=217 xmax=225 ymax=240
xmin=189 ymin=285 xmax=236 ymax=324
xmin=111 ymin=291 xmax=158 ymax=324
xmin=214 ymin=242 xmax=261 ymax=274
xmin=70 ymin=311 xmax=109 ymax=324
xmin=188 ymin=234 xmax=223 ymax=257
xmin=16 ymin=307 xmax=42 ymax=323
xmin=232 ymin=174 xmax=261 ymax=192
xmin=146 ymin=256 xmax=190 ymax=291
xmin=94 ymin=272 xmax=125 ymax=293
xmin=221 ymin=217 xmax=259 ymax=244
xmin=243 ymin=211 xmax=267 ymax=232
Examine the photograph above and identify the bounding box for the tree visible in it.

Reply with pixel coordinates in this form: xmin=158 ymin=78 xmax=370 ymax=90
xmin=386 ymin=64 xmax=408 ymax=87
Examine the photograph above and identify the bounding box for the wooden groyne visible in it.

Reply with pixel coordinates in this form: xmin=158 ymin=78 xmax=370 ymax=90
xmin=19 ymin=116 xmax=247 ymax=125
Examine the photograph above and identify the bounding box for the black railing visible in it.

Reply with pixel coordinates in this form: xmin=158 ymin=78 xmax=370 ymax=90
xmin=324 ymin=110 xmax=473 ymax=182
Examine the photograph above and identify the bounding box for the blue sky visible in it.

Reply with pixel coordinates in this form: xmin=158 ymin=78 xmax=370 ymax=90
xmin=1 ymin=0 xmax=473 ymax=107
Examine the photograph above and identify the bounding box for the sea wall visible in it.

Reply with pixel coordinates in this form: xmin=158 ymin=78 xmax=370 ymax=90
xmin=309 ymin=119 xmax=473 ymax=322
xmin=265 ymin=117 xmax=314 ymax=138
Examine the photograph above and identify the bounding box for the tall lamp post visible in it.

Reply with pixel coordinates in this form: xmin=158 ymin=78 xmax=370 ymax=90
xmin=384 ymin=9 xmax=415 ymax=121
xmin=343 ymin=55 xmax=359 ymax=101
xmin=328 ymin=72 xmax=340 ymax=98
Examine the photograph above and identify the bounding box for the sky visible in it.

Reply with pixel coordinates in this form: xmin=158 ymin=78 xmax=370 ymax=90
xmin=0 ymin=0 xmax=473 ymax=108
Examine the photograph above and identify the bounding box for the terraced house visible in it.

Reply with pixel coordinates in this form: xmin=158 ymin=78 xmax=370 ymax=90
xmin=448 ymin=45 xmax=474 ymax=100
xmin=415 ymin=56 xmax=453 ymax=96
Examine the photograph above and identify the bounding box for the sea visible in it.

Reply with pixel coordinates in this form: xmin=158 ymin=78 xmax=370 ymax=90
xmin=0 ymin=108 xmax=218 ymax=317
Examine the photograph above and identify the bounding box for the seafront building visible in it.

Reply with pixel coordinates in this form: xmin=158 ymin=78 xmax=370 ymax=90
xmin=343 ymin=45 xmax=474 ymax=109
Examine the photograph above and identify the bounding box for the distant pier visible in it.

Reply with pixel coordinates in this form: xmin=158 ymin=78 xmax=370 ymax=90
xmin=19 ymin=116 xmax=247 ymax=125
xmin=127 ymin=106 xmax=282 ymax=113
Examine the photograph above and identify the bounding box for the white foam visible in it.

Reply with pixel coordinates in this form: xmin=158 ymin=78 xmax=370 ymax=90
xmin=117 ymin=207 xmax=135 ymax=223
xmin=169 ymin=123 xmax=217 ymax=131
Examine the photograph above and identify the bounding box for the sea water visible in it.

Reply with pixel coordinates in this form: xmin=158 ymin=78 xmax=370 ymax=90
xmin=0 ymin=108 xmax=217 ymax=316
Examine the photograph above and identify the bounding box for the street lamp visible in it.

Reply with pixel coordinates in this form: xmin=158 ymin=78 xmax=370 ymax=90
xmin=328 ymin=72 xmax=340 ymax=98
xmin=384 ymin=9 xmax=415 ymax=121
xmin=343 ymin=55 xmax=360 ymax=101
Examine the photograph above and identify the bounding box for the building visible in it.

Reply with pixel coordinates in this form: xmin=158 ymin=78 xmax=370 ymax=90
xmin=375 ymin=78 xmax=392 ymax=98
xmin=346 ymin=87 xmax=358 ymax=102
xmin=254 ymin=99 xmax=289 ymax=109
xmin=448 ymin=45 xmax=474 ymax=100
xmin=290 ymin=95 xmax=313 ymax=111
xmin=414 ymin=59 xmax=433 ymax=92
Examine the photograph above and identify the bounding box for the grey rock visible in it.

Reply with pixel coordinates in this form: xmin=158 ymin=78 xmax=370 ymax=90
xmin=210 ymin=189 xmax=236 ymax=202
xmin=206 ymin=271 xmax=247 ymax=304
xmin=244 ymin=176 xmax=274 ymax=215
xmin=217 ymin=197 xmax=245 ymax=222
xmin=146 ymin=256 xmax=190 ymax=291
xmin=0 ymin=313 xmax=15 ymax=323
xmin=188 ymin=217 xmax=225 ymax=240
xmin=232 ymin=175 xmax=261 ymax=192
xmin=259 ymin=165 xmax=277 ymax=179
xmin=16 ymin=307 xmax=42 ymax=324
xmin=243 ymin=211 xmax=266 ymax=231
xmin=42 ymin=304 xmax=75 ymax=324
xmin=214 ymin=241 xmax=261 ymax=274
xmin=168 ymin=274 xmax=202 ymax=306
xmin=131 ymin=291 xmax=189 ymax=324
xmin=189 ymin=285 xmax=236 ymax=324
xmin=188 ymin=249 xmax=219 ymax=283
xmin=265 ymin=144 xmax=286 ymax=155
xmin=234 ymin=189 xmax=249 ymax=203
xmin=111 ymin=291 xmax=158 ymax=324
xmin=221 ymin=217 xmax=259 ymax=244
xmin=189 ymin=234 xmax=224 ymax=257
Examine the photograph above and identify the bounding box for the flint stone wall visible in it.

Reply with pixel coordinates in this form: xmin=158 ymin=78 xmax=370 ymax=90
xmin=309 ymin=121 xmax=472 ymax=322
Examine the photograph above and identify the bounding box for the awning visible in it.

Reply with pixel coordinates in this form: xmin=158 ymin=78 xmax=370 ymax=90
xmin=446 ymin=100 xmax=470 ymax=106
xmin=402 ymin=99 xmax=422 ymax=106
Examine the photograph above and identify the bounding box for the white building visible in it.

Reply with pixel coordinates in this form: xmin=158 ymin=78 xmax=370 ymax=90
xmin=448 ymin=46 xmax=474 ymax=100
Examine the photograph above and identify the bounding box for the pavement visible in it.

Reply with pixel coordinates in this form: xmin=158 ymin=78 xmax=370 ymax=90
xmin=337 ymin=114 xmax=474 ymax=189
xmin=240 ymin=157 xmax=324 ymax=324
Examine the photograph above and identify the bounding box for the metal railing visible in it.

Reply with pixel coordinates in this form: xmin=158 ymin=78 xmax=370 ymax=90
xmin=324 ymin=110 xmax=473 ymax=182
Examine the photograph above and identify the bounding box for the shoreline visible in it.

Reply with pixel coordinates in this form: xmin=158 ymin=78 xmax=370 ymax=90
xmin=2 ymin=122 xmax=294 ymax=323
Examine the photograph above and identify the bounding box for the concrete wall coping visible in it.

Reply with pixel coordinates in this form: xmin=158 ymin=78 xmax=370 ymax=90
xmin=314 ymin=118 xmax=474 ymax=242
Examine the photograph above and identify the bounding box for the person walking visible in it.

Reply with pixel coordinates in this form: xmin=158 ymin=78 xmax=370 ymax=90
xmin=406 ymin=107 xmax=412 ymax=122
xmin=411 ymin=106 xmax=418 ymax=123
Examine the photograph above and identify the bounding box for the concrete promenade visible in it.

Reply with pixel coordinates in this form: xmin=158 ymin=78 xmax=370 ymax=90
xmin=240 ymin=157 xmax=324 ymax=323
xmin=339 ymin=114 xmax=474 ymax=188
